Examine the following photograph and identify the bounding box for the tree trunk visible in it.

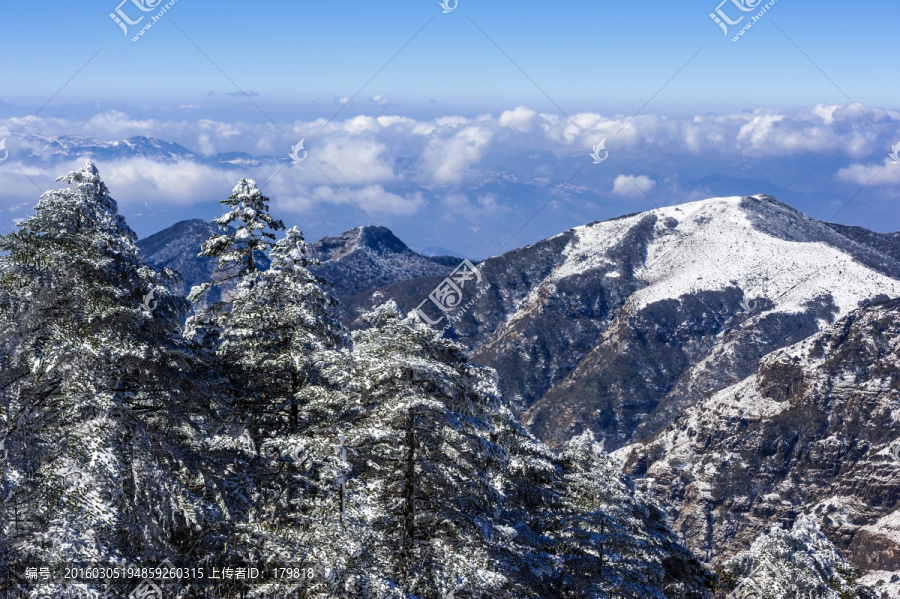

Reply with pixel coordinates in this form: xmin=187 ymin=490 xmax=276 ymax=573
xmin=401 ymin=407 xmax=418 ymax=575
xmin=290 ymin=370 xmax=298 ymax=432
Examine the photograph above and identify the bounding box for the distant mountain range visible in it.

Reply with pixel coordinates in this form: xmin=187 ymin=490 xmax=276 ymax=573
xmin=16 ymin=134 xmax=276 ymax=169
xmin=137 ymin=219 xmax=459 ymax=300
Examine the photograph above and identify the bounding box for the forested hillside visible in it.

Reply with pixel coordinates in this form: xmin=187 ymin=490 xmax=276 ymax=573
xmin=0 ymin=162 xmax=712 ymax=598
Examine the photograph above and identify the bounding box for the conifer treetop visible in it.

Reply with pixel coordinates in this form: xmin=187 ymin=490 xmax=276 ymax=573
xmin=269 ymin=226 xmax=320 ymax=272
xmin=200 ymin=178 xmax=284 ymax=275
xmin=33 ymin=160 xmax=136 ymax=245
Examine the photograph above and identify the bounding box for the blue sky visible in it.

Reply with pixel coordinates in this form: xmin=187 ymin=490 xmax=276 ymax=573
xmin=0 ymin=0 xmax=898 ymax=255
xmin=2 ymin=0 xmax=897 ymax=114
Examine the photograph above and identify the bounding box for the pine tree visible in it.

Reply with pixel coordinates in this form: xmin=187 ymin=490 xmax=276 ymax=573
xmin=214 ymin=225 xmax=348 ymax=436
xmin=718 ymin=514 xmax=875 ymax=599
xmin=200 ymin=225 xmax=362 ymax=598
xmin=0 ymin=161 xmax=221 ymax=595
xmin=553 ymin=431 xmax=711 ymax=598
xmin=186 ymin=178 xmax=284 ymax=349
xmin=490 ymin=407 xmax=565 ymax=598
xmin=335 ymin=302 xmax=512 ymax=598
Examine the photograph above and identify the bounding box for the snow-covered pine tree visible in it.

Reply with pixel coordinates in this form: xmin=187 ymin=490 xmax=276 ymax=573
xmin=334 ymin=302 xmax=513 ymax=598
xmin=718 ymin=514 xmax=875 ymax=599
xmin=489 ymin=407 xmax=565 ymax=598
xmin=185 ymin=178 xmax=284 ymax=349
xmin=200 ymin=226 xmax=363 ymax=598
xmin=0 ymin=161 xmax=220 ymax=595
xmin=214 ymin=225 xmax=348 ymax=435
xmin=555 ymin=431 xmax=711 ymax=598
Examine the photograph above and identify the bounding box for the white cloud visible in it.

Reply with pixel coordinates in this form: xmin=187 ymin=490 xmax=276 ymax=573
xmin=423 ymin=125 xmax=492 ymax=184
xmin=340 ymin=115 xmax=382 ymax=134
xmin=308 ymin=136 xmax=396 ymax=184
xmin=371 ymin=94 xmax=398 ymax=106
xmin=812 ymin=103 xmax=842 ymax=125
xmin=441 ymin=192 xmax=510 ymax=220
xmin=2 ymin=103 xmax=898 ymax=223
xmin=275 ymin=184 xmax=424 ymax=217
xmin=6 ymin=103 xmax=896 ymax=171
xmin=99 ymin=158 xmax=235 ymax=207
xmin=612 ymin=174 xmax=656 ymax=198
xmin=85 ymin=110 xmax=157 ymax=136
xmin=836 ymin=160 xmax=900 ymax=186
xmin=499 ymin=106 xmax=537 ymax=132
xmin=0 ymin=158 xmax=235 ymax=224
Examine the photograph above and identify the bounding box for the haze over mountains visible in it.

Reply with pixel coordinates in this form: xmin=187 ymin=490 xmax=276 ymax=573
xmin=6 ymin=104 xmax=897 ymax=256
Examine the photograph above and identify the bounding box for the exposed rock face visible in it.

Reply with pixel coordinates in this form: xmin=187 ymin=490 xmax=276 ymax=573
xmin=616 ymin=298 xmax=900 ymax=574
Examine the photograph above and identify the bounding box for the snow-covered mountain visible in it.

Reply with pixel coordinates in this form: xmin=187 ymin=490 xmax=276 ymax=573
xmin=309 ymin=226 xmax=456 ymax=297
xmin=345 ymin=195 xmax=900 ymax=454
xmin=615 ymin=297 xmax=900 ymax=578
xmin=137 ymin=219 xmax=237 ymax=299
xmin=15 ymin=133 xmax=273 ymax=167
xmin=142 ymin=196 xmax=900 ymax=460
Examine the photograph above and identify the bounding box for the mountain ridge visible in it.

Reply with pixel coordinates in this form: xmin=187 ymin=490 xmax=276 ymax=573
xmin=138 ymin=197 xmax=900 ymax=454
xmin=137 ymin=220 xmax=458 ymax=300
xmin=340 ymin=195 xmax=900 ymax=451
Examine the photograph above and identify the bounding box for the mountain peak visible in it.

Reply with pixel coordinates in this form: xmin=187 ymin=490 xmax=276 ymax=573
xmin=309 ymin=225 xmax=452 ymax=297
xmin=313 ymin=225 xmax=411 ymax=262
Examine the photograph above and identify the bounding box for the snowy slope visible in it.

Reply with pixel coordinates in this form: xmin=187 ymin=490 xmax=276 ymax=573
xmin=509 ymin=194 xmax=900 ymax=447
xmin=549 ymin=195 xmax=900 ymax=321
